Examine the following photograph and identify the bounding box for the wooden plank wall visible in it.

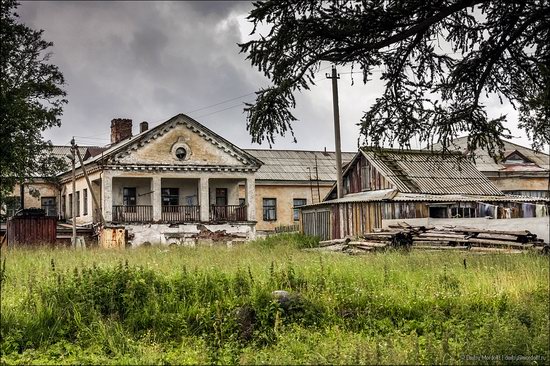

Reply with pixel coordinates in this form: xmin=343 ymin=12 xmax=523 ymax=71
xmin=7 ymin=217 xmax=57 ymax=246
xmin=302 ymin=210 xmax=332 ymax=241
xmin=381 ymin=202 xmax=429 ymax=219
xmin=345 ymin=155 xmax=394 ymax=193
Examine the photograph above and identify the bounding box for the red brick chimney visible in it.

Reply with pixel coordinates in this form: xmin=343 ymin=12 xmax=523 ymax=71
xmin=110 ymin=118 xmax=132 ymax=144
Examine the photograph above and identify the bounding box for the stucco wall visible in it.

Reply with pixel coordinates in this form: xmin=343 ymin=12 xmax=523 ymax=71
xmin=240 ymin=183 xmax=333 ymax=231
xmin=383 ymin=217 xmax=549 ymax=243
xmin=120 ymin=124 xmax=242 ymax=166
xmin=60 ymin=171 xmax=102 ymax=225
xmin=489 ymin=176 xmax=549 ymax=192
xmin=6 ymin=182 xmax=59 ymax=212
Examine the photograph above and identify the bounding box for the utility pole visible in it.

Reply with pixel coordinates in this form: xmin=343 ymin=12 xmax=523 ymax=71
xmin=75 ymin=145 xmax=105 ymax=225
xmin=70 ymin=138 xmax=77 ymax=248
xmin=326 ymin=65 xmax=343 ymax=198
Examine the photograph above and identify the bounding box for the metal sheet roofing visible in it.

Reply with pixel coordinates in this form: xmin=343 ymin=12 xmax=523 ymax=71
xmin=245 ymin=149 xmax=356 ymax=181
xmin=433 ymin=136 xmax=550 ymax=172
xmin=304 ymin=189 xmax=547 ymax=208
xmin=361 ymin=148 xmax=504 ymax=196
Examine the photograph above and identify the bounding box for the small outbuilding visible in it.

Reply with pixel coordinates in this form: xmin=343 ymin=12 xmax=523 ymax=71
xmin=301 ymin=148 xmax=549 ymax=240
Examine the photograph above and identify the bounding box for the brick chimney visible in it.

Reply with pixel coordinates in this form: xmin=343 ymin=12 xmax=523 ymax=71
xmin=110 ymin=118 xmax=132 ymax=144
xmin=139 ymin=121 xmax=149 ymax=133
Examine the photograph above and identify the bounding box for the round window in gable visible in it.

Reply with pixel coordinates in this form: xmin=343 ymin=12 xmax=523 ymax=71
xmin=175 ymin=147 xmax=187 ymax=160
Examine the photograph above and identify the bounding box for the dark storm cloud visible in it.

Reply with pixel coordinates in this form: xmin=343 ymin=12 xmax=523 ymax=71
xmin=17 ymin=1 xmax=266 ymax=147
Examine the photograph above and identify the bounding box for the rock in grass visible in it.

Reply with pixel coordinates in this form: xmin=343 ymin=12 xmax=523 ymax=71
xmin=271 ymin=290 xmax=290 ymax=304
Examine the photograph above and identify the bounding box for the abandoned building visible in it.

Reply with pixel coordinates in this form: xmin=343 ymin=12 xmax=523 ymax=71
xmin=437 ymin=136 xmax=550 ymax=198
xmin=240 ymin=149 xmax=355 ymax=232
xmin=301 ymin=147 xmax=549 ymax=240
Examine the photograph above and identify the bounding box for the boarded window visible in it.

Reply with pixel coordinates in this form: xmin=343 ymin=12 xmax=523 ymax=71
xmin=263 ymin=198 xmax=277 ymax=221
xmin=293 ymin=198 xmax=307 ymax=221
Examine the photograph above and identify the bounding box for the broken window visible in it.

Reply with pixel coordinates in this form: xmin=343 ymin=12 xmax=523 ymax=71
xmin=263 ymin=198 xmax=277 ymax=221
xmin=41 ymin=197 xmax=57 ymax=217
xmin=162 ymin=188 xmax=179 ymax=206
xmin=293 ymin=198 xmax=307 ymax=221
xmin=175 ymin=147 xmax=187 ymax=160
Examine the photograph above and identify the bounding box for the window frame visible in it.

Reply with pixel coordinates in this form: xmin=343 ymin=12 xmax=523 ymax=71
xmin=83 ymin=189 xmax=88 ymax=216
xmin=41 ymin=197 xmax=57 ymax=217
xmin=161 ymin=188 xmax=179 ymax=206
xmin=263 ymin=198 xmax=277 ymax=221
xmin=123 ymin=187 xmax=137 ymax=206
xmin=293 ymin=198 xmax=307 ymax=221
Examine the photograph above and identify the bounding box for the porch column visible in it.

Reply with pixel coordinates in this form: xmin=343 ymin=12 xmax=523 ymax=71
xmin=245 ymin=176 xmax=256 ymax=221
xmin=151 ymin=176 xmax=162 ymax=222
xmin=199 ymin=177 xmax=209 ymax=222
xmin=102 ymin=171 xmax=113 ymax=222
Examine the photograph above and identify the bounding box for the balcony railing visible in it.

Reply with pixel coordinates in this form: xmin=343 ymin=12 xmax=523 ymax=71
xmin=161 ymin=205 xmax=200 ymax=223
xmin=112 ymin=205 xmax=153 ymax=223
xmin=210 ymin=205 xmax=247 ymax=222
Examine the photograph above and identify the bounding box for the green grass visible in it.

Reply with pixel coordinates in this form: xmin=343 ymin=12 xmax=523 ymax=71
xmin=1 ymin=233 xmax=548 ymax=365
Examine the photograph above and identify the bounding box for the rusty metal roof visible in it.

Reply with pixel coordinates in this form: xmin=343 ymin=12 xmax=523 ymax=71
xmin=245 ymin=149 xmax=356 ymax=182
xmin=361 ymin=148 xmax=504 ymax=196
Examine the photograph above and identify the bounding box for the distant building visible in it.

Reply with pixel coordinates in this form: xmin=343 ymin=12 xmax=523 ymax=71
xmin=437 ymin=136 xmax=550 ymax=198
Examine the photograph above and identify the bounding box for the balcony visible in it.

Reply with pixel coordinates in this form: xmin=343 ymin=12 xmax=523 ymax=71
xmin=112 ymin=205 xmax=153 ymax=223
xmin=210 ymin=205 xmax=247 ymax=222
xmin=161 ymin=205 xmax=200 ymax=223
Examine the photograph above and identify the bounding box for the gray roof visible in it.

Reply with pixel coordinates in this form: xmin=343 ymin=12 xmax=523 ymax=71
xmin=51 ymin=145 xmax=91 ymax=164
xmin=361 ymin=148 xmax=504 ymax=196
xmin=434 ymin=136 xmax=550 ymax=172
xmin=245 ymin=149 xmax=356 ymax=181
xmin=305 ymin=189 xmax=546 ymax=207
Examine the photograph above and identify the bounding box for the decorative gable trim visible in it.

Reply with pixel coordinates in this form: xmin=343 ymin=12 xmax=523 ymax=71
xmin=111 ymin=114 xmax=262 ymax=167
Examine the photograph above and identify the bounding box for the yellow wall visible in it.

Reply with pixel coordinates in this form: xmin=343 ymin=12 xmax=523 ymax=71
xmin=240 ymin=183 xmax=333 ymax=231
xmin=488 ymin=176 xmax=548 ymax=192
xmin=5 ymin=182 xmax=59 ymax=212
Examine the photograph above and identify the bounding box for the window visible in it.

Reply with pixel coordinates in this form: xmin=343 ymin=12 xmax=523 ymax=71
xmin=61 ymin=195 xmax=66 ymax=218
xmin=215 ymin=188 xmax=227 ymax=206
xmin=123 ymin=187 xmax=137 ymax=206
xmin=239 ymin=198 xmax=246 ymax=206
xmin=361 ymin=164 xmax=371 ymax=191
xmin=175 ymin=147 xmax=187 ymax=160
xmin=263 ymin=198 xmax=277 ymax=221
xmin=75 ymin=191 xmax=80 ymax=217
xmin=162 ymin=188 xmax=179 ymax=206
xmin=450 ymin=206 xmax=475 ymax=218
xmin=293 ymin=198 xmax=307 ymax=221
xmin=41 ymin=197 xmax=57 ymax=217
xmin=68 ymin=194 xmax=73 ymax=218
xmin=83 ymin=189 xmax=88 ymax=215
xmin=343 ymin=176 xmax=350 ymax=195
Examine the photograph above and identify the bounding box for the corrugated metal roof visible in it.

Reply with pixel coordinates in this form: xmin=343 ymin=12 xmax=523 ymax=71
xmin=304 ymin=189 xmax=547 ymax=207
xmin=245 ymin=149 xmax=356 ymax=181
xmin=361 ymin=148 xmax=504 ymax=196
xmin=433 ymin=136 xmax=550 ymax=172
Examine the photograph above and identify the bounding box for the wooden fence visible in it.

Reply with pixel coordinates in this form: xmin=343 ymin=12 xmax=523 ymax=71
xmin=6 ymin=216 xmax=57 ymax=246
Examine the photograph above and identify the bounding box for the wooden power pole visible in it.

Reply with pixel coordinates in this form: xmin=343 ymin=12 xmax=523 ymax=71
xmin=326 ymin=65 xmax=343 ymax=198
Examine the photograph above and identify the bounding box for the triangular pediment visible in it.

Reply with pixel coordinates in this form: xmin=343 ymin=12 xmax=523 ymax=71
xmin=111 ymin=114 xmax=262 ymax=168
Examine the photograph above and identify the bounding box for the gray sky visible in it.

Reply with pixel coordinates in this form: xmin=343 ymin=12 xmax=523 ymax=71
xmin=18 ymin=1 xmax=539 ymax=152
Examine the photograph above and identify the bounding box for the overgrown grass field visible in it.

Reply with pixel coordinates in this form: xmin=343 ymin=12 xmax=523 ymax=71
xmin=1 ymin=234 xmax=548 ymax=364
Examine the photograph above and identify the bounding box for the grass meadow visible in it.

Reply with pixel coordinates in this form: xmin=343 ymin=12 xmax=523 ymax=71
xmin=0 ymin=233 xmax=548 ymax=365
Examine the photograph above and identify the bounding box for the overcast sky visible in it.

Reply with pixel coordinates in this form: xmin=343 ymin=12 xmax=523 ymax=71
xmin=18 ymin=1 xmax=541 ymax=152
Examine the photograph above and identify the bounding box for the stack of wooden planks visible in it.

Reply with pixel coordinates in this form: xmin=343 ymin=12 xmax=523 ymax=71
xmin=316 ymin=222 xmax=549 ymax=254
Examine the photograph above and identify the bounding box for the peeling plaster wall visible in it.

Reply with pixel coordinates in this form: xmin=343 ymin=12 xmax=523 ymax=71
xmin=59 ymin=171 xmax=102 ymax=225
xmin=209 ymin=178 xmax=241 ymax=205
xmin=7 ymin=182 xmax=59 ymax=213
xmin=489 ymin=176 xmax=549 ymax=192
xmin=126 ymin=222 xmax=256 ymax=246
